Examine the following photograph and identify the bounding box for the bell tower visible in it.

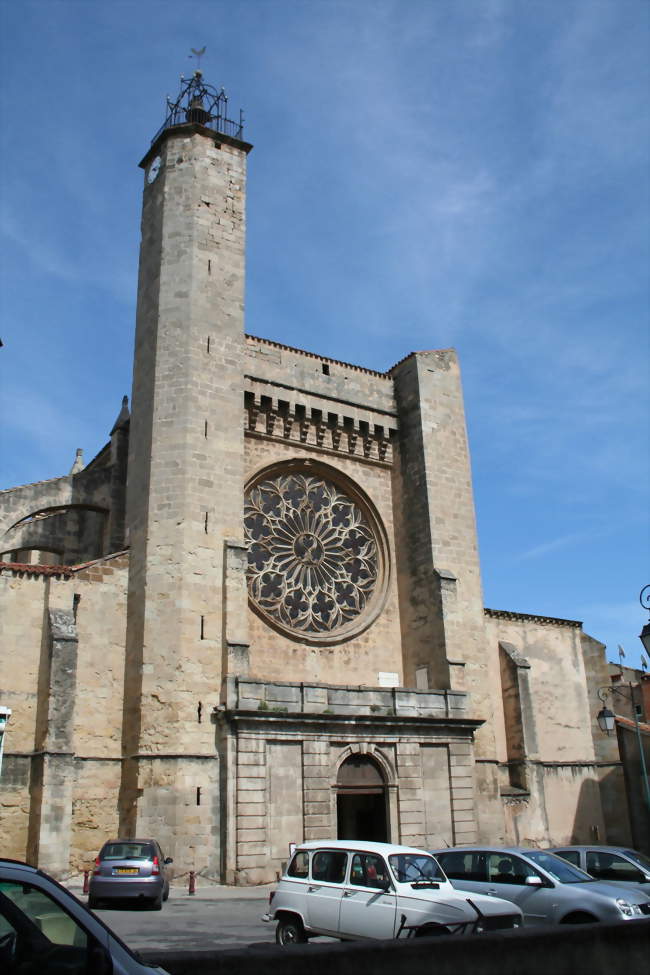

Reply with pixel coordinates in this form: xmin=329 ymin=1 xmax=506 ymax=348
xmin=122 ymin=71 xmax=252 ymax=874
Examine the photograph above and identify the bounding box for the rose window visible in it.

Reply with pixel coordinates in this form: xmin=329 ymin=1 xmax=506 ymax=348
xmin=244 ymin=467 xmax=384 ymax=640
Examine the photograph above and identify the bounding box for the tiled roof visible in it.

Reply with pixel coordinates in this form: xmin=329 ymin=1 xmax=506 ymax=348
xmin=0 ymin=562 xmax=73 ymax=577
xmin=0 ymin=550 xmax=129 ymax=578
xmin=615 ymin=714 xmax=650 ymax=734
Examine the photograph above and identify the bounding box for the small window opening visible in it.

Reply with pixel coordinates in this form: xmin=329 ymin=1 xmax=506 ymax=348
xmin=200 ymin=616 xmax=205 ymax=640
xmin=322 ymin=362 xmax=330 ymax=376
xmin=197 ymin=701 xmax=203 ymax=723
xmin=196 ymin=787 xmax=201 ymax=806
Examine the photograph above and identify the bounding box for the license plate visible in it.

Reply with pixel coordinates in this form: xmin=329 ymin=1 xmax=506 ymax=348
xmin=114 ymin=868 xmax=139 ymax=875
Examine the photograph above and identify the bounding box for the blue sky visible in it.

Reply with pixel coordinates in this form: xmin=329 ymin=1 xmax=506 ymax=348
xmin=1 ymin=0 xmax=648 ymax=668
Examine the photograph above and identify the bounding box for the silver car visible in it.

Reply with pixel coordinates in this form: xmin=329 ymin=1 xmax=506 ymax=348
xmin=551 ymin=845 xmax=650 ymax=895
xmin=263 ymin=840 xmax=522 ymax=943
xmin=0 ymin=858 xmax=168 ymax=974
xmin=89 ymin=838 xmax=173 ymax=910
xmin=432 ymin=846 xmax=650 ymax=926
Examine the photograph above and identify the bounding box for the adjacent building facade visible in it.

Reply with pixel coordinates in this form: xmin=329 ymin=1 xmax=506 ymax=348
xmin=0 ymin=73 xmax=633 ymax=882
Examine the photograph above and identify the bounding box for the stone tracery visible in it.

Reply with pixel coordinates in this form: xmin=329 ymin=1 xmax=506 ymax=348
xmin=244 ymin=470 xmax=380 ymax=636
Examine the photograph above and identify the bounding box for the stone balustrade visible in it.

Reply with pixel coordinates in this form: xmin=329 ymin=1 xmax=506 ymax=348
xmin=223 ymin=675 xmax=467 ymax=720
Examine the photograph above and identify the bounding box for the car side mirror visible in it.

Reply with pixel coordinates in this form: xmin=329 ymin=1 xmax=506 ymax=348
xmin=525 ymin=875 xmax=542 ymax=887
xmin=380 ymin=879 xmax=392 ymax=892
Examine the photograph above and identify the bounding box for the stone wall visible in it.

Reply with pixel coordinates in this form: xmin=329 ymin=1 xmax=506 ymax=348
xmin=0 ymin=555 xmax=128 ymax=875
xmin=0 ymin=404 xmax=129 ymax=564
xmin=244 ymin=436 xmax=402 ymax=686
xmin=581 ymin=632 xmax=633 ymax=846
xmin=484 ymin=610 xmax=607 ymax=846
xmin=241 ymin=343 xmax=499 ymax=803
xmin=0 ymin=567 xmax=49 ymax=860
xmin=391 ymin=353 xmax=491 ymax=733
xmin=245 ymin=335 xmax=396 ymax=416
xmin=123 ymin=124 xmax=252 ymax=872
xmin=218 ymin=678 xmax=479 ymax=884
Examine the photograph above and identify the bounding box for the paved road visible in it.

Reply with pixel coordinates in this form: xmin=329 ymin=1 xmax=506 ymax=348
xmin=68 ymin=883 xmax=280 ymax=952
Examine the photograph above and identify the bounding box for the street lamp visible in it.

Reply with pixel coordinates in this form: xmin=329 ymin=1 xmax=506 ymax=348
xmin=0 ymin=706 xmax=11 ymax=779
xmin=639 ymin=585 xmax=650 ymax=658
xmin=596 ymin=703 xmax=615 ymax=734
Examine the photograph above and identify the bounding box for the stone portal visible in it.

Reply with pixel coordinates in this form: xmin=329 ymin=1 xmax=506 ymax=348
xmin=336 ymin=754 xmax=388 ymax=842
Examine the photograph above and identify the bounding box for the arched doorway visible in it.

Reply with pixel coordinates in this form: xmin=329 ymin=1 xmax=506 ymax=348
xmin=336 ymin=754 xmax=388 ymax=842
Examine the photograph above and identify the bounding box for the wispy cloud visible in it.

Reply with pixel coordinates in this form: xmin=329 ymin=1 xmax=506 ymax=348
xmin=0 ymin=208 xmax=135 ymax=304
xmin=517 ymin=531 xmax=592 ymax=562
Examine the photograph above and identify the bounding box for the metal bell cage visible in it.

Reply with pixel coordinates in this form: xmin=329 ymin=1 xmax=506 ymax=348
xmin=151 ymin=71 xmax=245 ymax=145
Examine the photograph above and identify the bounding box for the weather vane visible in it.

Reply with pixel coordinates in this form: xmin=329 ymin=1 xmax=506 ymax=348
xmin=189 ymin=46 xmax=206 ymax=71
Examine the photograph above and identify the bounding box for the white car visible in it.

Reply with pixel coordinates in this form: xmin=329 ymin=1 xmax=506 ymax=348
xmin=262 ymin=840 xmax=523 ymax=944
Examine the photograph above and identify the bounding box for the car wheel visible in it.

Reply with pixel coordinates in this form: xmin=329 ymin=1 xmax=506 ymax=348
xmin=150 ymin=893 xmax=163 ymax=911
xmin=163 ymin=884 xmax=169 ymax=902
xmin=87 ymin=895 xmax=99 ymax=910
xmin=560 ymin=912 xmax=597 ymax=924
xmin=275 ymin=916 xmax=307 ymax=945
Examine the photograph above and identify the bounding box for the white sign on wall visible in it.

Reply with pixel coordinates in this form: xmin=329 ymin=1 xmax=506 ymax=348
xmin=377 ymin=672 xmax=399 ymax=687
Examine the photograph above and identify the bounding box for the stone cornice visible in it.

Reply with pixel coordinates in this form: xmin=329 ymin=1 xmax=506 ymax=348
xmin=485 ymin=607 xmax=582 ymax=628
xmin=245 ymin=334 xmax=391 ymax=379
xmin=220 ymin=710 xmax=484 ymax=736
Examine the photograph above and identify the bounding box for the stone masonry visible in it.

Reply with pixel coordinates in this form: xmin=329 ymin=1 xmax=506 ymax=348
xmin=121 ymin=120 xmax=252 ymax=873
xmin=0 ymin=73 xmax=627 ymax=880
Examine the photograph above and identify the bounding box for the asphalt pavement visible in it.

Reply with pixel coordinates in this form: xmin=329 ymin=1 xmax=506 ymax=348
xmin=66 ymin=881 xmax=279 ymax=952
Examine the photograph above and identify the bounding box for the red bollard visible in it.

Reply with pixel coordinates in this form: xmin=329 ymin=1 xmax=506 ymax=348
xmin=188 ymin=870 xmax=196 ymax=895
xmin=82 ymin=870 xmax=89 ymax=895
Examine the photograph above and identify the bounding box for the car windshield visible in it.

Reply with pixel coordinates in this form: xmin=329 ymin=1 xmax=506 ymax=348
xmin=525 ymin=851 xmax=593 ymax=883
xmin=624 ymin=850 xmax=650 ymax=872
xmin=388 ymin=853 xmax=445 ymax=883
xmin=101 ymin=843 xmax=154 ymax=861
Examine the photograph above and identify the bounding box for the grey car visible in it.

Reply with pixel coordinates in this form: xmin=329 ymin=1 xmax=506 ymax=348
xmin=551 ymin=845 xmax=650 ymax=895
xmin=89 ymin=838 xmax=173 ymax=911
xmin=0 ymin=858 xmax=168 ymax=974
xmin=431 ymin=846 xmax=650 ymax=926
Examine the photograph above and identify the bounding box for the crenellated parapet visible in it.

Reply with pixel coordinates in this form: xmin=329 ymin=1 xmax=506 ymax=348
xmin=244 ymin=385 xmax=397 ymax=465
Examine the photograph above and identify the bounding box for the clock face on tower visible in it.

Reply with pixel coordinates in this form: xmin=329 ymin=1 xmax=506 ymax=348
xmin=147 ymin=156 xmax=162 ymax=184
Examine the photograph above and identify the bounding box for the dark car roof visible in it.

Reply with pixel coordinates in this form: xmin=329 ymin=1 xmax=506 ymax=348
xmin=433 ymin=846 xmax=550 ymax=856
xmin=550 ymin=845 xmax=639 ymax=853
xmin=0 ymin=859 xmax=38 ymax=872
xmin=102 ymin=838 xmax=158 ymax=844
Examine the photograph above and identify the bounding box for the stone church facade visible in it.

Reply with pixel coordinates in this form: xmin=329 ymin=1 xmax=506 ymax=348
xmin=0 ymin=74 xmax=629 ymax=883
